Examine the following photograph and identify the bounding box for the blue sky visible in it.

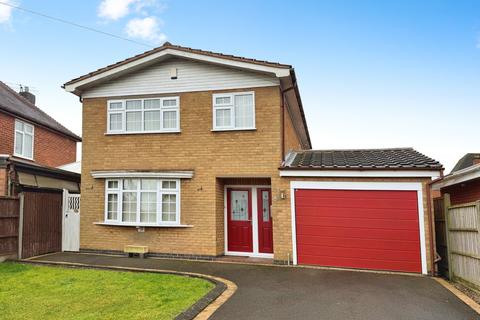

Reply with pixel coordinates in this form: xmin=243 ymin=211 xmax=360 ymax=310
xmin=1 ymin=0 xmax=479 ymax=171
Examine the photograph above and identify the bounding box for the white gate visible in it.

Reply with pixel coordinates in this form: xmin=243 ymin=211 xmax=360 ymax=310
xmin=62 ymin=190 xmax=80 ymax=252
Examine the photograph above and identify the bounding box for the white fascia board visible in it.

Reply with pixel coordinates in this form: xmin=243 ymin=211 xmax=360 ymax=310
xmin=431 ymin=164 xmax=480 ymax=189
xmin=64 ymin=48 xmax=290 ymax=93
xmin=91 ymin=170 xmax=194 ymax=179
xmin=279 ymin=169 xmax=441 ymax=178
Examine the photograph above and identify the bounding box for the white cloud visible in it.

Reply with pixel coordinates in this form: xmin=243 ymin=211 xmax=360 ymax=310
xmin=98 ymin=0 xmax=163 ymax=21
xmin=125 ymin=16 xmax=166 ymax=44
xmin=0 ymin=0 xmax=16 ymax=24
xmin=98 ymin=0 xmax=137 ymax=20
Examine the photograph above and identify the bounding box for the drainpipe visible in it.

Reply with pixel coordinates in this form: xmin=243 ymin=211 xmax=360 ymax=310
xmin=426 ymin=182 xmax=436 ymax=275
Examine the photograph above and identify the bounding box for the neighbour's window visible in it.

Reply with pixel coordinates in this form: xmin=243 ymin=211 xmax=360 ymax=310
xmin=107 ymin=97 xmax=179 ymax=133
xmin=212 ymin=92 xmax=255 ymax=130
xmin=105 ymin=178 xmax=180 ymax=225
xmin=14 ymin=120 xmax=34 ymax=159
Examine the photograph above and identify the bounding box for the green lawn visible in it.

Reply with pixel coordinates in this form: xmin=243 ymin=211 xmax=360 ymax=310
xmin=0 ymin=262 xmax=214 ymax=320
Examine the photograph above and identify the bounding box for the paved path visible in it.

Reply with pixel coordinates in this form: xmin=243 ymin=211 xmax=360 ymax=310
xmin=31 ymin=252 xmax=479 ymax=320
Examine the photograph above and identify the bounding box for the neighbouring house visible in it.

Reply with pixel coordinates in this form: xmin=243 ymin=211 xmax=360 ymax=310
xmin=0 ymin=81 xmax=82 ymax=260
xmin=433 ymin=153 xmax=480 ymax=205
xmin=431 ymin=154 xmax=480 ymax=288
xmin=0 ymin=82 xmax=82 ymax=195
xmin=63 ymin=42 xmax=443 ymax=274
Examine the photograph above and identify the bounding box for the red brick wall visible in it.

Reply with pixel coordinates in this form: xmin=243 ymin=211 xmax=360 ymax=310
xmin=0 ymin=111 xmax=77 ymax=167
xmin=0 ymin=112 xmax=14 ymax=156
xmin=442 ymin=178 xmax=480 ymax=205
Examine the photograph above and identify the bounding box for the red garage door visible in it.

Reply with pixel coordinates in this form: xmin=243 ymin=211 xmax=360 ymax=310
xmin=295 ymin=189 xmax=422 ymax=273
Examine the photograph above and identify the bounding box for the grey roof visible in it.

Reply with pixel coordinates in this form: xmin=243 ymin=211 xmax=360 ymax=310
xmin=283 ymin=148 xmax=443 ymax=170
xmin=0 ymin=82 xmax=81 ymax=141
xmin=451 ymin=153 xmax=480 ymax=173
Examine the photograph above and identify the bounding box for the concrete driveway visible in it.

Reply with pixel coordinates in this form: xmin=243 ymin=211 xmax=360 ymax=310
xmin=31 ymin=253 xmax=478 ymax=320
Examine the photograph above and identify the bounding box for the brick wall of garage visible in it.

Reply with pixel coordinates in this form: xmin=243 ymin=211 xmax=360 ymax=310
xmin=271 ymin=176 xmax=435 ymax=273
xmin=81 ymin=86 xmax=284 ymax=256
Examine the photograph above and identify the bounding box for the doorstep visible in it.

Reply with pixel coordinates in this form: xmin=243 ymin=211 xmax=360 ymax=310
xmin=214 ymin=255 xmax=274 ymax=265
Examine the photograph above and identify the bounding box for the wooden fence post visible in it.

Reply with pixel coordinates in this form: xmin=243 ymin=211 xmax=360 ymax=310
xmin=17 ymin=193 xmax=24 ymax=260
xmin=443 ymin=193 xmax=452 ymax=280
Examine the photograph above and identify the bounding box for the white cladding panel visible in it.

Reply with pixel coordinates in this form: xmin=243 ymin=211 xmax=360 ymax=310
xmin=82 ymin=58 xmax=280 ymax=98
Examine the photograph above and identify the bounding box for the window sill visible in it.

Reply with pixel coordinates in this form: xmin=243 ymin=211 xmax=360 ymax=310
xmin=13 ymin=153 xmax=34 ymax=161
xmin=94 ymin=222 xmax=192 ymax=228
xmin=211 ymin=128 xmax=256 ymax=132
xmin=105 ymin=130 xmax=181 ymax=136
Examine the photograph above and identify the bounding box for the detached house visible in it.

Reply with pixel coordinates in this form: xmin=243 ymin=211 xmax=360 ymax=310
xmin=64 ymin=43 xmax=443 ymax=274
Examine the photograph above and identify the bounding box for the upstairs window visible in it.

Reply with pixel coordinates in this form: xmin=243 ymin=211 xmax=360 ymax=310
xmin=14 ymin=120 xmax=34 ymax=159
xmin=107 ymin=97 xmax=179 ymax=134
xmin=212 ymin=92 xmax=255 ymax=130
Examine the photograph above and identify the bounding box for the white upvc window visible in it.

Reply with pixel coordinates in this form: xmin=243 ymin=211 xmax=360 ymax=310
xmin=104 ymin=178 xmax=180 ymax=226
xmin=107 ymin=97 xmax=180 ymax=134
xmin=212 ymin=92 xmax=255 ymax=130
xmin=14 ymin=120 xmax=34 ymax=159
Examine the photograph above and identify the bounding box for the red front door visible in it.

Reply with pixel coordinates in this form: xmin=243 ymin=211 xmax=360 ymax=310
xmin=257 ymin=188 xmax=273 ymax=253
xmin=227 ymin=188 xmax=253 ymax=252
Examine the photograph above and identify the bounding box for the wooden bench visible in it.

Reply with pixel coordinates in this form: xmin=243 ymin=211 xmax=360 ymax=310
xmin=124 ymin=245 xmax=149 ymax=258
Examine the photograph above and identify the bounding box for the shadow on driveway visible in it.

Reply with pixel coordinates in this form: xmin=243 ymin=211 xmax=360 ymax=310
xmin=30 ymin=252 xmax=479 ymax=320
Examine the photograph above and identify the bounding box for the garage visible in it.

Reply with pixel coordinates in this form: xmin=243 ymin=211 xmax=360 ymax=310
xmin=294 ymin=188 xmax=422 ymax=273
xmin=280 ymin=148 xmax=445 ymax=274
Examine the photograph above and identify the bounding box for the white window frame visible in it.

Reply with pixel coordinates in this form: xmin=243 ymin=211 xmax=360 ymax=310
xmin=212 ymin=91 xmax=255 ymax=131
xmin=104 ymin=178 xmax=181 ymax=226
xmin=106 ymin=97 xmax=180 ymax=134
xmin=13 ymin=119 xmax=34 ymax=160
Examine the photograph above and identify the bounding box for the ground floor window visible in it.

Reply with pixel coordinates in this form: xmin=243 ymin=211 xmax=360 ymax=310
xmin=104 ymin=178 xmax=180 ymax=225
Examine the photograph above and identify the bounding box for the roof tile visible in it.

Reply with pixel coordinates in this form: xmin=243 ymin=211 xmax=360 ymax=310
xmin=0 ymin=82 xmax=81 ymax=141
xmin=284 ymin=148 xmax=443 ymax=170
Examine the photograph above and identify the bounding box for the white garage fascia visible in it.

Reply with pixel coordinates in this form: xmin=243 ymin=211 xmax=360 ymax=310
xmin=280 ymin=169 xmax=441 ymax=178
xmin=289 ymin=181 xmax=428 ymax=275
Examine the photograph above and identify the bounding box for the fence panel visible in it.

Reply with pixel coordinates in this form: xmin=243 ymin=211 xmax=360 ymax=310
xmin=21 ymin=191 xmax=62 ymax=259
xmin=447 ymin=201 xmax=480 ymax=290
xmin=0 ymin=197 xmax=19 ymax=257
xmin=434 ymin=197 xmax=448 ymax=276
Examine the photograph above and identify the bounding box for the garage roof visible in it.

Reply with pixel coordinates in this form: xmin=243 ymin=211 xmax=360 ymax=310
xmin=283 ymin=148 xmax=443 ymax=170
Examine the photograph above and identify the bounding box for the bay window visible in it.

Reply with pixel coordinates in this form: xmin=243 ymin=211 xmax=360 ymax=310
xmin=105 ymin=178 xmax=180 ymax=225
xmin=107 ymin=97 xmax=179 ymax=133
xmin=213 ymin=92 xmax=255 ymax=130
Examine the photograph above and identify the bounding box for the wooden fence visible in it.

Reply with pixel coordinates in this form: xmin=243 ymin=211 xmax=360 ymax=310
xmin=0 ymin=196 xmax=19 ymax=258
xmin=434 ymin=197 xmax=448 ymax=276
xmin=20 ymin=191 xmax=63 ymax=259
xmin=441 ymin=194 xmax=480 ymax=291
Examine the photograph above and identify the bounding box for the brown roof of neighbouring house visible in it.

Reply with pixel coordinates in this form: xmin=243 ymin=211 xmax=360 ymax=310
xmin=451 ymin=153 xmax=480 ymax=173
xmin=0 ymin=82 xmax=81 ymax=141
xmin=64 ymin=42 xmax=292 ymax=86
xmin=283 ymin=148 xmax=443 ymax=170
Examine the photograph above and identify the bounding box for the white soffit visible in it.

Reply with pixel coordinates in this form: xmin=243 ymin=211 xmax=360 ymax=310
xmin=431 ymin=164 xmax=480 ymax=189
xmin=64 ymin=48 xmax=290 ymax=93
